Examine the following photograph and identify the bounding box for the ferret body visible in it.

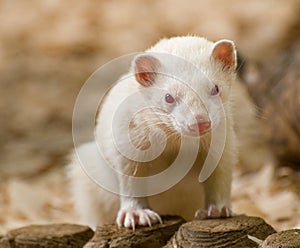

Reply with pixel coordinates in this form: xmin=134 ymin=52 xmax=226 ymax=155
xmin=68 ymin=36 xmax=271 ymax=229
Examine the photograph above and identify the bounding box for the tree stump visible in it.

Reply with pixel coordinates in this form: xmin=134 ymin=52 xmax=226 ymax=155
xmin=84 ymin=215 xmax=185 ymax=248
xmin=239 ymin=39 xmax=300 ymax=165
xmin=259 ymin=229 xmax=300 ymax=248
xmin=0 ymin=224 xmax=94 ymax=248
xmin=164 ymin=215 xmax=276 ymax=248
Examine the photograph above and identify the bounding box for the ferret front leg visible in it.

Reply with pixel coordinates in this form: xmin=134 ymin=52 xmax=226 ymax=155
xmin=117 ymin=196 xmax=162 ymax=230
xmin=116 ymin=163 xmax=162 ymax=229
xmin=195 ymin=161 xmax=233 ymax=219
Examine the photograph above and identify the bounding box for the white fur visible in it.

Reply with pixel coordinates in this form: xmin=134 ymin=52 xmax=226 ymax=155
xmin=67 ymin=36 xmax=271 ymax=229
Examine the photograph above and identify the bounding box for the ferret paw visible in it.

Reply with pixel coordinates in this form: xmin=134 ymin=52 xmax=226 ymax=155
xmin=194 ymin=205 xmax=232 ymax=219
xmin=116 ymin=208 xmax=162 ymax=230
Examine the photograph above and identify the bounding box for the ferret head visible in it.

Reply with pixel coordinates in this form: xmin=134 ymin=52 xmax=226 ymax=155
xmin=132 ymin=37 xmax=237 ymax=137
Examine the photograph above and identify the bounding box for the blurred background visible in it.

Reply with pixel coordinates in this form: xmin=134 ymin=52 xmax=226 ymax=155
xmin=0 ymin=0 xmax=299 ymax=233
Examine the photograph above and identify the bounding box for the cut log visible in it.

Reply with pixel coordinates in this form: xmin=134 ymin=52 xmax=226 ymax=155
xmin=0 ymin=223 xmax=94 ymax=248
xmin=259 ymin=229 xmax=300 ymax=248
xmin=164 ymin=215 xmax=276 ymax=248
xmin=84 ymin=215 xmax=185 ymax=248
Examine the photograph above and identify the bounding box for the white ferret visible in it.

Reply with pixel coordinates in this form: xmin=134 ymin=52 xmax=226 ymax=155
xmin=68 ymin=36 xmax=272 ymax=230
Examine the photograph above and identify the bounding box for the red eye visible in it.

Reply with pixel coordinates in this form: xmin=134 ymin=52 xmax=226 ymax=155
xmin=211 ymin=85 xmax=220 ymax=96
xmin=165 ymin=93 xmax=175 ymax=104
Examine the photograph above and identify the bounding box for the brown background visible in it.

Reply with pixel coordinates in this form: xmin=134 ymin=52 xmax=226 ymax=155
xmin=0 ymin=0 xmax=299 ymax=233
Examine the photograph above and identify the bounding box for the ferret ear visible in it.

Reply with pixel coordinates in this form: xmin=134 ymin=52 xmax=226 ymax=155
xmin=134 ymin=55 xmax=160 ymax=87
xmin=211 ymin=40 xmax=237 ymax=70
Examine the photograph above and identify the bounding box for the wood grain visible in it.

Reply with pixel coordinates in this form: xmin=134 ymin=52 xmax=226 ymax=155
xmin=84 ymin=215 xmax=185 ymax=248
xmin=165 ymin=215 xmax=276 ymax=248
xmin=0 ymin=223 xmax=94 ymax=248
xmin=260 ymin=229 xmax=300 ymax=248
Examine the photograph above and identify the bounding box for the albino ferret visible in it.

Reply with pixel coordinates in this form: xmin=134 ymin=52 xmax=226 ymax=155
xmin=68 ymin=36 xmax=272 ymax=230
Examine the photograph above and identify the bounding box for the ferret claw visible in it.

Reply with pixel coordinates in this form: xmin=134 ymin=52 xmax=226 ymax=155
xmin=194 ymin=205 xmax=232 ymax=219
xmin=117 ymin=208 xmax=162 ymax=230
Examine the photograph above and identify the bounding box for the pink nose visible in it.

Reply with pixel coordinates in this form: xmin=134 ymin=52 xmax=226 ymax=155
xmin=188 ymin=116 xmax=211 ymax=135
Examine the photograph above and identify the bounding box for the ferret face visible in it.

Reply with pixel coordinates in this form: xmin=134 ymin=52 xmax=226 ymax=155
xmin=138 ymin=72 xmax=225 ymax=137
xmin=156 ymin=74 xmax=222 ymax=137
xmin=133 ymin=38 xmax=237 ymax=137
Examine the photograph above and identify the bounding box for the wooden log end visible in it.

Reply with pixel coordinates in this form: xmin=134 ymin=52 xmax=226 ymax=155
xmin=0 ymin=223 xmax=94 ymax=248
xmin=165 ymin=215 xmax=276 ymax=248
xmin=84 ymin=215 xmax=185 ymax=248
xmin=260 ymin=229 xmax=300 ymax=248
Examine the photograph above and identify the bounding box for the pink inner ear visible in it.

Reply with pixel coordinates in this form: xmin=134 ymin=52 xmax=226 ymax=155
xmin=212 ymin=42 xmax=236 ymax=70
xmin=134 ymin=55 xmax=159 ymax=87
